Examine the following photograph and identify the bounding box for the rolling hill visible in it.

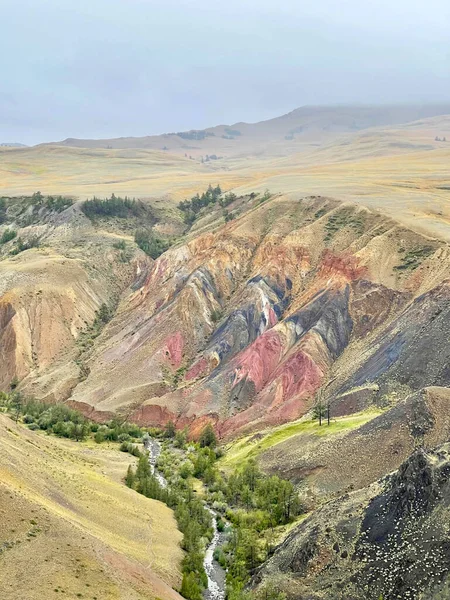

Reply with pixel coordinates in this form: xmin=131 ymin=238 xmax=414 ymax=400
xmin=47 ymin=104 xmax=450 ymax=159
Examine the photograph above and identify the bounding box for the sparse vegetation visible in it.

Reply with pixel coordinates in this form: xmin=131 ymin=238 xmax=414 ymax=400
xmin=324 ymin=208 xmax=365 ymax=241
xmin=219 ymin=192 xmax=237 ymax=207
xmin=112 ymin=239 xmax=126 ymax=250
xmin=75 ymin=302 xmax=115 ymax=378
xmin=44 ymin=195 xmax=73 ymax=212
xmin=172 ymin=130 xmax=215 ymax=141
xmin=0 ymin=197 xmax=6 ymax=223
xmin=259 ymin=189 xmax=272 ymax=204
xmin=394 ymin=245 xmax=435 ymax=271
xmin=10 ymin=234 xmax=40 ymax=255
xmin=224 ymin=210 xmax=235 ymax=222
xmin=224 ymin=128 xmax=242 ymax=137
xmin=314 ymin=207 xmax=328 ymax=219
xmin=0 ymin=193 xmax=73 ymax=231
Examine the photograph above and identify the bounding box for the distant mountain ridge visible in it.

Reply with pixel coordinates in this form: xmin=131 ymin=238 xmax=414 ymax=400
xmin=0 ymin=142 xmax=27 ymax=147
xmin=45 ymin=104 xmax=450 ymax=158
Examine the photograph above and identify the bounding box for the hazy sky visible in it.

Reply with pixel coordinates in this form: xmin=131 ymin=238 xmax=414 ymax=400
xmin=1 ymin=0 xmax=449 ymax=144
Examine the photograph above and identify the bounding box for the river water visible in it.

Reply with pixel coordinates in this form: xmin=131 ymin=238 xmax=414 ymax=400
xmin=143 ymin=437 xmax=226 ymax=600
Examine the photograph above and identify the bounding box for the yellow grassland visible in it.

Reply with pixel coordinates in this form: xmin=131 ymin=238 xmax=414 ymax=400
xmin=0 ymin=414 xmax=183 ymax=600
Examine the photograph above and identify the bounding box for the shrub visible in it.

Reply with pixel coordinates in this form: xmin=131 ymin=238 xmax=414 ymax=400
xmin=199 ymin=423 xmax=217 ymax=448
xmin=165 ymin=420 xmax=176 ymax=438
xmin=45 ymin=195 xmax=73 ymax=212
xmin=0 ymin=229 xmax=16 ymax=244
xmin=180 ymin=572 xmax=203 ymax=600
xmin=134 ymin=229 xmax=170 ymax=259
xmin=10 ymin=235 xmax=40 ymax=255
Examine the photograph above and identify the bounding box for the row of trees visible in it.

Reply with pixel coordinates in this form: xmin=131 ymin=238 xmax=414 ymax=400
xmin=81 ymin=194 xmax=147 ymax=219
xmin=29 ymin=191 xmax=73 ymax=212
xmin=0 ymin=392 xmax=144 ymax=444
xmin=177 ymin=184 xmax=223 ymax=225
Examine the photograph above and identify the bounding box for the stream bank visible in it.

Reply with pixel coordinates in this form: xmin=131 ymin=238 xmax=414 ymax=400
xmin=144 ymin=436 xmax=227 ymax=600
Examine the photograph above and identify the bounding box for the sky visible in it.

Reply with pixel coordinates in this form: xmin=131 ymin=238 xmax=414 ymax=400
xmin=1 ymin=0 xmax=449 ymax=145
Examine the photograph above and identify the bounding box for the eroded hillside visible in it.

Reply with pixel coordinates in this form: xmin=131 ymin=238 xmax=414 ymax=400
xmin=2 ymin=190 xmax=450 ymax=443
xmin=66 ymin=193 xmax=450 ymax=438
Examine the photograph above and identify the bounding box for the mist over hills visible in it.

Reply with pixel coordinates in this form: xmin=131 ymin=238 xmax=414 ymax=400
xmin=46 ymin=103 xmax=450 ymax=158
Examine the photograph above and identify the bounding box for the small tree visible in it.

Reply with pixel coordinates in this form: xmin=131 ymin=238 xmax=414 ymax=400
xmin=125 ymin=465 xmax=135 ymax=488
xmin=72 ymin=422 xmax=88 ymax=442
xmin=165 ymin=420 xmax=176 ymax=438
xmin=312 ymin=402 xmax=327 ymax=426
xmin=180 ymin=572 xmax=202 ymax=600
xmin=199 ymin=423 xmax=217 ymax=448
xmin=96 ymin=303 xmax=111 ymax=324
xmin=10 ymin=391 xmax=23 ymax=423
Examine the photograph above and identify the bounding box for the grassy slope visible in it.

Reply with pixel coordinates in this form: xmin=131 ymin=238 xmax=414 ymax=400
xmin=220 ymin=410 xmax=383 ymax=470
xmin=1 ymin=118 xmax=449 ymax=241
xmin=0 ymin=414 xmax=183 ymax=600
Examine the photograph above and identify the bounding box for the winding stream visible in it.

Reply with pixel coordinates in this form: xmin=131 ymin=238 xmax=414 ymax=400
xmin=143 ymin=437 xmax=226 ymax=600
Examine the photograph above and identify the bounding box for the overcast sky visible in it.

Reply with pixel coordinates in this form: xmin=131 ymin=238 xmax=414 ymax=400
xmin=1 ymin=0 xmax=449 ymax=145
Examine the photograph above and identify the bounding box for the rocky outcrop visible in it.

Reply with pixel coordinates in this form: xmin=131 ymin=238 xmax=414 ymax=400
xmin=254 ymin=443 xmax=450 ymax=599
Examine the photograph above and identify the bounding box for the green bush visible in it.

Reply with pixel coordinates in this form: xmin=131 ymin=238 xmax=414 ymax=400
xmin=180 ymin=572 xmax=203 ymax=600
xmin=94 ymin=431 xmax=105 ymax=444
xmin=199 ymin=423 xmax=217 ymax=448
xmin=134 ymin=229 xmax=170 ymax=259
xmin=0 ymin=229 xmax=16 ymax=244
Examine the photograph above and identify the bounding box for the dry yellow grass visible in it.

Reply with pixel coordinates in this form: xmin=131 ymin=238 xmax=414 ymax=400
xmin=0 ymin=414 xmax=183 ymax=600
xmin=1 ymin=117 xmax=449 ymax=241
